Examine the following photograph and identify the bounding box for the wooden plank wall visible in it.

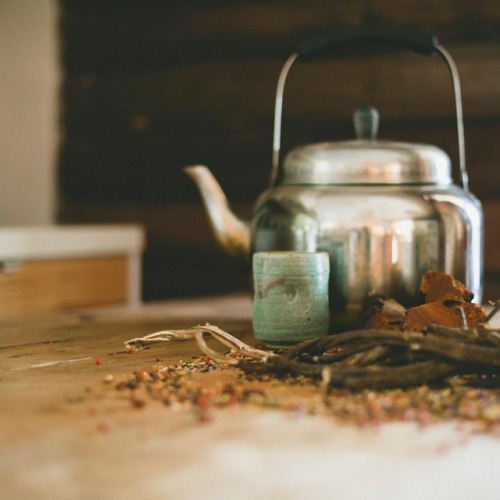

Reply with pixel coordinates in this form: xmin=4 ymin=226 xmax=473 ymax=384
xmin=58 ymin=0 xmax=500 ymax=302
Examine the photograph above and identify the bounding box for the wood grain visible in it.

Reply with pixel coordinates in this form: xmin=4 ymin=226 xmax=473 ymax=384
xmin=0 ymin=257 xmax=130 ymax=319
xmin=60 ymin=0 xmax=500 ymax=71
xmin=58 ymin=1 xmax=500 ymax=300
xmin=0 ymin=294 xmax=498 ymax=499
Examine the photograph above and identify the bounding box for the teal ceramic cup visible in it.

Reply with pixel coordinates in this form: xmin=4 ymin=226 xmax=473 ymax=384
xmin=252 ymin=251 xmax=330 ymax=348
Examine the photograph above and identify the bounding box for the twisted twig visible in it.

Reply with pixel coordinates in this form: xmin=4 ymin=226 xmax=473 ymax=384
xmin=125 ymin=320 xmax=500 ymax=389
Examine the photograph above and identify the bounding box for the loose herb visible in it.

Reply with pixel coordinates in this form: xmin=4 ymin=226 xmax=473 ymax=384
xmin=126 ymin=318 xmax=500 ymax=392
xmin=120 ymin=315 xmax=500 ymax=433
xmin=110 ymin=350 xmax=499 ymax=434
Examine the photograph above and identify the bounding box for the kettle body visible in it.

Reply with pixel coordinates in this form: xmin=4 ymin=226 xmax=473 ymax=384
xmin=185 ymin=28 xmax=484 ymax=328
xmin=252 ymin=181 xmax=483 ymax=327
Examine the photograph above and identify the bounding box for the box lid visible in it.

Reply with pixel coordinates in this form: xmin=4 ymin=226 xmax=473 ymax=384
xmin=0 ymin=225 xmax=145 ymax=261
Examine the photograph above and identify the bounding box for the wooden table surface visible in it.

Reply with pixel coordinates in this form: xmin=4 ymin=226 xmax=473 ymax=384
xmin=1 ymin=293 xmax=499 ymax=500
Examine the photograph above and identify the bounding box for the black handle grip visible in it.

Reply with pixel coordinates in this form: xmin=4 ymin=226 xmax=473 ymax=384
xmin=297 ymin=26 xmax=438 ymax=58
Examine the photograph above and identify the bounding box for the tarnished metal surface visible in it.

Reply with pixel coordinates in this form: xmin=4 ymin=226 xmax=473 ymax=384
xmin=252 ymin=184 xmax=483 ymax=321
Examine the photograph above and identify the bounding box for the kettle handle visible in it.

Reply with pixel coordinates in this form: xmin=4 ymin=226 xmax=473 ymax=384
xmin=297 ymin=27 xmax=437 ymax=58
xmin=270 ymin=27 xmax=468 ymax=192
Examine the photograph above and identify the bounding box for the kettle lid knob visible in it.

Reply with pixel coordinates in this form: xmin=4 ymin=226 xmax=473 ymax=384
xmin=354 ymin=106 xmax=379 ymax=140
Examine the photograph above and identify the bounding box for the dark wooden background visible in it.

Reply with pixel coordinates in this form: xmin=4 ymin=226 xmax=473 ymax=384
xmin=57 ymin=0 xmax=500 ymax=302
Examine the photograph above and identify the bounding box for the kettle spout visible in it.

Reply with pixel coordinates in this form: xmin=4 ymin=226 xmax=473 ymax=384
xmin=184 ymin=165 xmax=250 ymax=258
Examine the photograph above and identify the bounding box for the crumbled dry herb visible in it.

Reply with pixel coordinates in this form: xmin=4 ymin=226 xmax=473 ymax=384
xmin=118 ymin=271 xmax=499 ymax=432
xmin=109 ymin=352 xmax=499 ymax=434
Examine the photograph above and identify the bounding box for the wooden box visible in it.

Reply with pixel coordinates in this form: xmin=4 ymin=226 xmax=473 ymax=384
xmin=0 ymin=225 xmax=144 ymax=319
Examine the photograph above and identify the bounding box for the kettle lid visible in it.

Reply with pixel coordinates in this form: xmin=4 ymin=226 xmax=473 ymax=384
xmin=282 ymin=107 xmax=452 ymax=185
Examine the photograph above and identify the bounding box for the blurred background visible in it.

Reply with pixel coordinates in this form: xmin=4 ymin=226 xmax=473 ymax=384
xmin=1 ymin=0 xmax=499 ymax=302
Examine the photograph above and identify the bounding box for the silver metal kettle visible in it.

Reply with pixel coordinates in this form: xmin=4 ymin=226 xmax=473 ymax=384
xmin=185 ymin=28 xmax=483 ymax=327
